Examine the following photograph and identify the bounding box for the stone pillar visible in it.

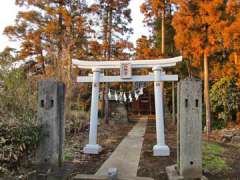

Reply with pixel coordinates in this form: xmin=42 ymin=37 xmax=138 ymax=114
xmin=37 ymin=79 xmax=65 ymax=166
xmin=153 ymin=66 xmax=170 ymax=156
xmin=84 ymin=68 xmax=102 ymax=154
xmin=178 ymin=79 xmax=202 ymax=178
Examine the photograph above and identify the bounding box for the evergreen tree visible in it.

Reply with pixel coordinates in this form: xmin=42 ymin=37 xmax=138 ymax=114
xmin=141 ymin=0 xmax=176 ymax=56
xmin=4 ymin=0 xmax=90 ymax=84
xmin=91 ymin=0 xmax=133 ymax=123
xmin=172 ymin=0 xmax=240 ymax=136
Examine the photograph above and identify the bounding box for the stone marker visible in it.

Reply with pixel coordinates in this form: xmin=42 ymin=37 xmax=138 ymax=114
xmin=36 ymin=79 xmax=65 ymax=166
xmin=110 ymin=102 xmax=128 ymax=122
xmin=231 ymin=136 xmax=240 ymax=144
xmin=166 ymin=165 xmax=184 ymax=180
xmin=178 ymin=78 xmax=202 ymax=179
xmin=107 ymin=168 xmax=118 ymax=180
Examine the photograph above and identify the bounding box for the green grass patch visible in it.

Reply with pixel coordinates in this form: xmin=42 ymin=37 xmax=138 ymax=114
xmin=203 ymin=142 xmax=224 ymax=155
xmin=203 ymin=142 xmax=230 ymax=174
xmin=64 ymin=150 xmax=74 ymax=161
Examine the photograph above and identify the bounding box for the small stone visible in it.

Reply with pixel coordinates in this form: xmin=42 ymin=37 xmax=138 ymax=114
xmin=107 ymin=168 xmax=118 ymax=180
xmin=231 ymin=136 xmax=240 ymax=144
xmin=235 ymin=130 xmax=240 ymax=136
xmin=223 ymin=130 xmax=234 ymax=137
xmin=72 ymin=159 xmax=81 ymax=163
xmin=18 ymin=175 xmax=24 ymax=179
xmin=0 ymin=166 xmax=9 ymax=175
xmin=221 ymin=130 xmax=235 ymax=142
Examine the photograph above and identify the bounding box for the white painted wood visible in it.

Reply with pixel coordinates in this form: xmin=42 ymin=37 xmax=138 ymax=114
xmin=75 ymin=56 xmax=182 ymax=155
xmin=153 ymin=67 xmax=170 ymax=156
xmin=83 ymin=68 xmax=102 ymax=154
xmin=72 ymin=56 xmax=182 ymax=69
xmin=120 ymin=63 xmax=132 ymax=79
xmin=77 ymin=74 xmax=178 ymax=83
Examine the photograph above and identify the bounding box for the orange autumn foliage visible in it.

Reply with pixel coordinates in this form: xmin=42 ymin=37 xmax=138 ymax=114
xmin=136 ymin=36 xmax=161 ymax=60
xmin=172 ymin=0 xmax=240 ymax=75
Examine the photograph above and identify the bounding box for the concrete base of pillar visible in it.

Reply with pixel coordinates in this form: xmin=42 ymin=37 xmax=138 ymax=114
xmin=153 ymin=144 xmax=170 ymax=156
xmin=166 ymin=165 xmax=208 ymax=180
xmin=73 ymin=174 xmax=154 ymax=180
xmin=83 ymin=144 xmax=102 ymax=154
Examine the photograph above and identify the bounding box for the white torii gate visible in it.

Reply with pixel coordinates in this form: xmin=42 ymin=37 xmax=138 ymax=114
xmin=73 ymin=56 xmax=182 ymax=156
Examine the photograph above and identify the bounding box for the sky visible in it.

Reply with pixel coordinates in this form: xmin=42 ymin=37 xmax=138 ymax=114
xmin=0 ymin=0 xmax=20 ymax=51
xmin=0 ymin=0 xmax=150 ymax=52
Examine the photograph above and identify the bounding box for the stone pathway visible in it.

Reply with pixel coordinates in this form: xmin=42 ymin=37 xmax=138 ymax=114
xmin=95 ymin=118 xmax=147 ymax=177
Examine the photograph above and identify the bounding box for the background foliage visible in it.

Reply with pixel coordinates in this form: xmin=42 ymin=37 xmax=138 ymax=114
xmin=210 ymin=77 xmax=240 ymax=129
xmin=0 ymin=53 xmax=40 ymax=174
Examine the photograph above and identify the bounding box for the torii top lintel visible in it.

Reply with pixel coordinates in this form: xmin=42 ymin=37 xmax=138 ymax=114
xmin=72 ymin=56 xmax=182 ymax=69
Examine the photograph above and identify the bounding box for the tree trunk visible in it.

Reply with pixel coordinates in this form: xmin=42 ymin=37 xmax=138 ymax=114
xmin=204 ymin=50 xmax=211 ymax=138
xmin=101 ymin=8 xmax=109 ymax=120
xmin=39 ymin=49 xmax=46 ymax=75
xmin=234 ymin=52 xmax=238 ymax=64
xmin=57 ymin=0 xmax=64 ymax=80
xmin=161 ymin=8 xmax=165 ymax=56
xmin=104 ymin=83 xmax=109 ymax=123
xmin=187 ymin=58 xmax=192 ymax=78
xmin=104 ymin=6 xmax=113 ymax=124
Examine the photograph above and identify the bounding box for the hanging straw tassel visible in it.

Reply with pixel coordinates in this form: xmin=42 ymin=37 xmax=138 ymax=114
xmin=135 ymin=91 xmax=139 ymax=100
xmin=139 ymin=87 xmax=144 ymax=95
xmin=115 ymin=91 xmax=118 ymax=101
xmin=108 ymin=89 xmax=112 ymax=99
xmin=123 ymin=92 xmax=127 ymax=102
xmin=129 ymin=92 xmax=133 ymax=102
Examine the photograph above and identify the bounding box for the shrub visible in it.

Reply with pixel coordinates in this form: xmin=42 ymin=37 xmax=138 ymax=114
xmin=0 ymin=121 xmax=40 ymax=171
xmin=210 ymin=77 xmax=240 ymax=129
xmin=0 ymin=66 xmax=40 ymax=173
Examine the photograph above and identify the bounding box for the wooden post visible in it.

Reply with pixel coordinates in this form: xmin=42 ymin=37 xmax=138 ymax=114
xmin=72 ymin=57 xmax=183 ymax=156
xmin=152 ymin=66 xmax=170 ymax=156
xmin=37 ymin=79 xmax=65 ymax=166
xmin=84 ymin=68 xmax=102 ymax=154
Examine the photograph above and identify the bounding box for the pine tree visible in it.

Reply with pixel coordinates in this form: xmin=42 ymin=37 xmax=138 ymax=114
xmin=91 ymin=0 xmax=133 ymax=123
xmin=172 ymin=0 xmax=240 ymax=136
xmin=136 ymin=36 xmax=156 ymax=59
xmin=4 ymin=0 xmax=93 ymax=122
xmin=141 ymin=0 xmax=175 ymax=56
xmin=224 ymin=0 xmax=240 ymax=79
xmin=4 ymin=0 xmax=90 ymax=83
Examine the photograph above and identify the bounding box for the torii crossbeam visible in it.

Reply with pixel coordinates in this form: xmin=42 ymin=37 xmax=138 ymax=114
xmin=73 ymin=56 xmax=182 ymax=156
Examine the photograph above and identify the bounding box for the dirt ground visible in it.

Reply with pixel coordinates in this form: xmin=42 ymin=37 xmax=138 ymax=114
xmin=137 ymin=120 xmax=177 ymax=180
xmin=63 ymin=117 xmax=240 ymax=180
xmin=2 ymin=118 xmax=240 ymax=180
xmin=0 ymin=120 xmax=135 ymax=180
xmin=202 ymin=139 xmax=240 ymax=179
xmin=137 ymin=119 xmax=240 ymax=180
xmin=64 ymin=120 xmax=135 ymax=177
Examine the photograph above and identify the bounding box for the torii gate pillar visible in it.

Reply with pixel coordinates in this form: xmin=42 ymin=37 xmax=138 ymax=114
xmin=73 ymin=56 xmax=183 ymax=156
xmin=153 ymin=66 xmax=170 ymax=156
xmin=83 ymin=68 xmax=102 ymax=154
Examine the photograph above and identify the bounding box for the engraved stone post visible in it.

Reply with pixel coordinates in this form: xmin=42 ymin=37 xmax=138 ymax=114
xmin=37 ymin=79 xmax=65 ymax=166
xmin=178 ymin=78 xmax=202 ymax=178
